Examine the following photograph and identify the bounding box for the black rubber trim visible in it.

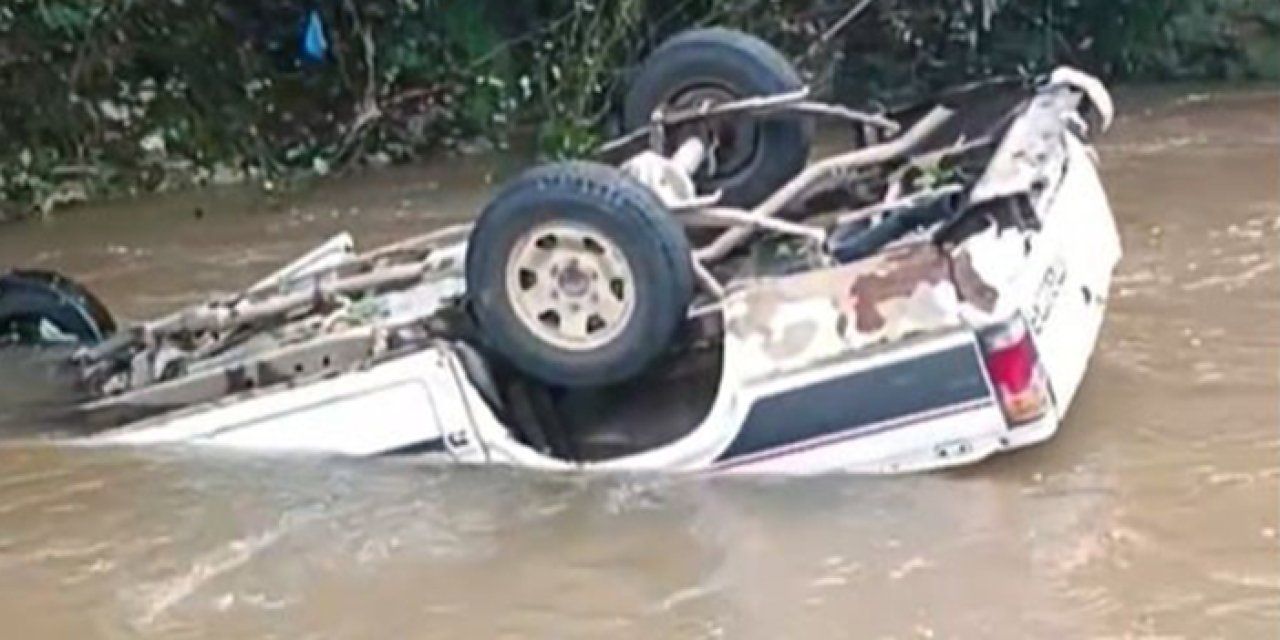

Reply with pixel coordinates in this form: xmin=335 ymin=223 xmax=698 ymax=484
xmin=380 ymin=437 xmax=447 ymax=456
xmin=716 ymin=343 xmax=991 ymax=461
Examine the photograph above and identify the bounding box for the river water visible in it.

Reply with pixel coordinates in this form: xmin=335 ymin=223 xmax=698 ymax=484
xmin=0 ymin=87 xmax=1275 ymax=639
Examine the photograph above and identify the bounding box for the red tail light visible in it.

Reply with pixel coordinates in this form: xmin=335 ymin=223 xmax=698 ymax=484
xmin=980 ymin=317 xmax=1051 ymax=426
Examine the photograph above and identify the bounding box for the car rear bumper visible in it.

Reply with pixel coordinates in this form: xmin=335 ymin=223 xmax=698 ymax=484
xmin=712 ymin=397 xmax=1063 ymax=476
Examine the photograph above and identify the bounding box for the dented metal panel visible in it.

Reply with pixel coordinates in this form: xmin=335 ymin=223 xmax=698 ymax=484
xmin=723 ymin=239 xmax=999 ymax=380
xmin=966 ymin=85 xmax=1078 ymax=207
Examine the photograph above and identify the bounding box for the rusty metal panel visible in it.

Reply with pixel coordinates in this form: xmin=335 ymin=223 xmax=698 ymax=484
xmin=724 ymin=239 xmax=999 ymax=378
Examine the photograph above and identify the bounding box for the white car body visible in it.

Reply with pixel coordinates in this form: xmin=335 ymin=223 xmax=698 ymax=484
xmin=79 ymin=69 xmax=1122 ymax=476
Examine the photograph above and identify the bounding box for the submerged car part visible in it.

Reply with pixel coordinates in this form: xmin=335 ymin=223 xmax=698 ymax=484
xmin=0 ymin=270 xmax=115 ymax=347
xmin=0 ymin=26 xmax=1123 ymax=477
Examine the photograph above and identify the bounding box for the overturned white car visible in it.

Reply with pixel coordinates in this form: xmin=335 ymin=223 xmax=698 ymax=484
xmin=0 ymin=28 xmax=1121 ymax=475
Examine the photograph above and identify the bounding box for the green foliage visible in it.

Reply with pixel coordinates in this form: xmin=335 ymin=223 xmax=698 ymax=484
xmin=0 ymin=0 xmax=1275 ymax=219
xmin=832 ymin=0 xmax=1280 ymax=106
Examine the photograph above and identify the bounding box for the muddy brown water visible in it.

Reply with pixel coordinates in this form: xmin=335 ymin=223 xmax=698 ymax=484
xmin=0 ymin=87 xmax=1276 ymax=639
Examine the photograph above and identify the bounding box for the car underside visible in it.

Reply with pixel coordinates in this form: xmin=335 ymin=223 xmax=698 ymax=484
xmin=0 ymin=27 xmax=1120 ymax=474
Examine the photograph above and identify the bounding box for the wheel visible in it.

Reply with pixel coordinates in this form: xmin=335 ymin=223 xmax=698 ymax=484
xmin=623 ymin=27 xmax=813 ymax=209
xmin=465 ymin=161 xmax=694 ymax=388
xmin=0 ymin=269 xmax=115 ymax=347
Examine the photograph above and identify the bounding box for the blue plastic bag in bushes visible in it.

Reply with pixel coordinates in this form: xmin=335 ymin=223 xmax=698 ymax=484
xmin=301 ymin=9 xmax=328 ymax=62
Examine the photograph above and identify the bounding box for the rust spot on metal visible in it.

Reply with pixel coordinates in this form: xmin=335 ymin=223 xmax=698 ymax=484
xmin=725 ymin=238 xmax=1001 ymax=372
xmin=836 ymin=243 xmax=1001 ymax=334
xmin=842 ymin=244 xmax=954 ymax=333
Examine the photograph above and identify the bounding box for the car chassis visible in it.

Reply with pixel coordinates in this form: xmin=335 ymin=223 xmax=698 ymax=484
xmin=2 ymin=30 xmax=1121 ymax=474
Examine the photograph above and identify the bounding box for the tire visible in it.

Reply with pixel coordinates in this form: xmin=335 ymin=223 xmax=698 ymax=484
xmin=623 ymin=27 xmax=812 ymax=209
xmin=0 ymin=270 xmax=115 ymax=347
xmin=465 ymin=161 xmax=694 ymax=388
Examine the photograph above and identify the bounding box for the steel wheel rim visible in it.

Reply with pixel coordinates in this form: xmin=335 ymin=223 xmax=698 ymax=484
xmin=505 ymin=220 xmax=638 ymax=352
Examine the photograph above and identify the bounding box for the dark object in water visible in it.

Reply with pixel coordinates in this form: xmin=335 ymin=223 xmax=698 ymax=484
xmin=0 ymin=270 xmax=112 ymax=435
xmin=0 ymin=344 xmax=94 ymax=437
xmin=0 ymin=269 xmax=115 ymax=348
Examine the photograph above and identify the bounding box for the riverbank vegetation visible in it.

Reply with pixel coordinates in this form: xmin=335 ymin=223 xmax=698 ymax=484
xmin=2 ymin=0 xmax=1276 ymax=219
